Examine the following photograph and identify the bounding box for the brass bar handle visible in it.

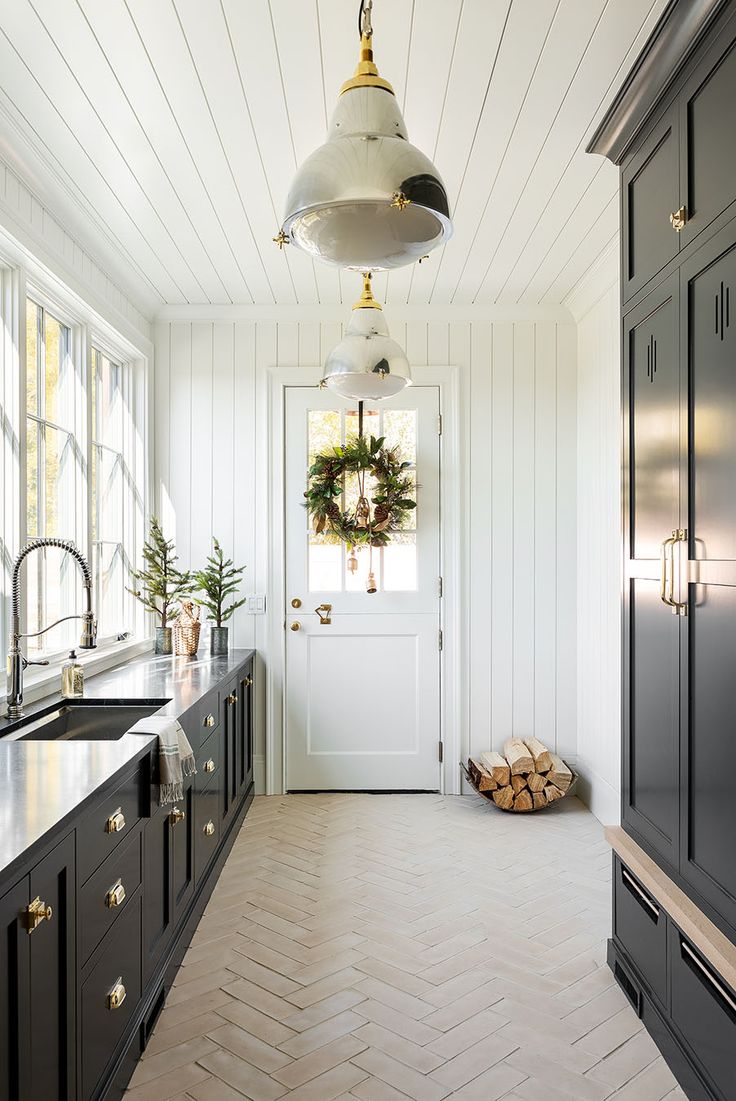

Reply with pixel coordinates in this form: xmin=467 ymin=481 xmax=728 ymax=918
xmin=107 ymin=978 xmax=126 ymax=1010
xmin=660 ymin=534 xmax=676 ymax=607
xmin=621 ymin=867 xmax=659 ymax=919
xmin=105 ymin=880 xmax=126 ymax=909
xmin=681 ymin=939 xmax=736 ymax=1015
xmin=106 ymin=808 xmax=126 ymax=834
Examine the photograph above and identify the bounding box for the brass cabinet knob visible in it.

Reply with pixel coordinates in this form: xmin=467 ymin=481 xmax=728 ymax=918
xmin=169 ymin=806 xmax=186 ymax=825
xmin=204 ymin=758 xmax=216 ymax=773
xmin=23 ymin=896 xmax=53 ymax=933
xmin=227 ymin=692 xmax=237 ymax=705
xmin=290 ymin=621 xmax=301 ymax=632
xmin=203 ymin=713 xmax=215 ymax=728
xmin=106 ymin=808 xmax=126 ymax=834
xmin=107 ymin=978 xmax=126 ymax=1010
xmin=105 ymin=880 xmax=126 ymax=909
xmin=204 ymin=820 xmax=215 ymax=837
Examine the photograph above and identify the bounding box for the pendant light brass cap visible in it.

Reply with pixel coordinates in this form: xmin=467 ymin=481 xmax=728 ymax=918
xmin=340 ymin=34 xmax=395 ymax=95
xmin=353 ymin=272 xmax=382 ymax=310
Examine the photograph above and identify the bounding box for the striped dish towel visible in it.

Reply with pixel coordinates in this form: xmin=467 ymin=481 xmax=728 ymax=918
xmin=128 ymin=715 xmax=197 ymax=804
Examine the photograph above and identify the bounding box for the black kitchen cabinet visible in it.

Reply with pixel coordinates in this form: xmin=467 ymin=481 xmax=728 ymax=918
xmin=0 ymin=834 xmax=75 ymax=1101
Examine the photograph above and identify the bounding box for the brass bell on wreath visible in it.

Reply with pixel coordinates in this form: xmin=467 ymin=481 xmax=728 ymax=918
xmin=347 ymin=548 xmax=359 ymax=574
xmin=355 ymin=496 xmax=371 ymax=529
xmin=366 ymin=570 xmax=377 ymax=594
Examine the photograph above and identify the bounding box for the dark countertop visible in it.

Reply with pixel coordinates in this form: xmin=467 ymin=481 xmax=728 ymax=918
xmin=0 ymin=648 xmax=254 ymax=882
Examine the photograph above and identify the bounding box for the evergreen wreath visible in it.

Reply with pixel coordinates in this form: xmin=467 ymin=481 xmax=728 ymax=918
xmin=305 ymin=434 xmax=416 ymax=547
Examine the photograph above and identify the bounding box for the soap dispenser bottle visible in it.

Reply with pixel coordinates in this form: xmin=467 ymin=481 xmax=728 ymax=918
xmin=61 ymin=650 xmax=84 ymax=699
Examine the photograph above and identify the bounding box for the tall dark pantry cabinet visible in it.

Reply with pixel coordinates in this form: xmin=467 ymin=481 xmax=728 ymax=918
xmin=589 ymin=2 xmax=736 ymax=1098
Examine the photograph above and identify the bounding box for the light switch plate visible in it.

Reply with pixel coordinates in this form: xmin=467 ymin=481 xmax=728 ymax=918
xmin=247 ymin=595 xmax=266 ymax=614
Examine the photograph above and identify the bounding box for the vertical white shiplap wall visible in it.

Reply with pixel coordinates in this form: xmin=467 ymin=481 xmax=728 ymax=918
xmin=154 ymin=316 xmax=577 ymax=792
xmin=575 ymin=279 xmax=621 ymax=825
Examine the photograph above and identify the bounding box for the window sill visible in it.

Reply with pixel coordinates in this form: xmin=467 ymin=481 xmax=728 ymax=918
xmin=1 ymin=637 xmax=153 ymax=709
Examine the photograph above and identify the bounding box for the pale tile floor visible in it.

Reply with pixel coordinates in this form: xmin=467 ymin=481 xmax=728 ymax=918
xmin=126 ymin=794 xmax=690 ymax=1101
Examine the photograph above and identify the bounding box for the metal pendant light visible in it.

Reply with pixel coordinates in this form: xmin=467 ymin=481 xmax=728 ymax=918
xmin=275 ymin=0 xmax=452 ymax=271
xmin=321 ymin=273 xmax=411 ymax=401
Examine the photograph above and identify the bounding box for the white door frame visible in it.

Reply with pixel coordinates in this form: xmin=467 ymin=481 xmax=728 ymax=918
xmin=263 ymin=364 xmax=463 ymax=796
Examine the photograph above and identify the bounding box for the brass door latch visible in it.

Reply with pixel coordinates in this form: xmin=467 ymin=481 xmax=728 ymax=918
xmin=314 ymin=603 xmax=332 ymax=624
xmin=23 ymin=896 xmax=53 ymax=934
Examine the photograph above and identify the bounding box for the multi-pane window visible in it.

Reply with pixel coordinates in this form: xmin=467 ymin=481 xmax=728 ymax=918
xmin=24 ymin=297 xmax=143 ymax=657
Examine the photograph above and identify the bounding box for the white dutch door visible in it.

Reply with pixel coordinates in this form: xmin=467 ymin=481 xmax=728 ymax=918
xmin=285 ymin=385 xmax=441 ymax=791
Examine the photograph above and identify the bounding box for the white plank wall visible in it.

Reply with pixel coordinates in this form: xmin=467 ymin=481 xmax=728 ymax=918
xmin=154 ymin=316 xmax=577 ymax=792
xmin=575 ymin=277 xmax=621 ymax=824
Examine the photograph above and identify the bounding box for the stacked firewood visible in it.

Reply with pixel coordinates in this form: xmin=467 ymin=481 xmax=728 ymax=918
xmin=467 ymin=738 xmax=573 ymax=812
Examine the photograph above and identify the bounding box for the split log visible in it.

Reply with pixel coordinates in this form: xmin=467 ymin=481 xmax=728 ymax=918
xmin=532 ymin=791 xmax=547 ymax=810
xmin=492 ymin=785 xmax=514 ymax=810
xmin=479 ymin=751 xmax=510 ymax=788
xmin=525 ymin=736 xmax=552 ymax=773
xmin=468 ymin=758 xmax=497 ymax=792
xmin=527 ymin=772 xmax=547 ymax=793
xmin=502 ymin=739 xmax=534 ymax=776
xmin=511 ymin=774 xmax=528 ymax=795
xmin=513 ymin=789 xmax=533 ymax=812
xmin=547 ymin=753 xmax=573 ymax=793
xmin=544 ymin=783 xmax=564 ymax=804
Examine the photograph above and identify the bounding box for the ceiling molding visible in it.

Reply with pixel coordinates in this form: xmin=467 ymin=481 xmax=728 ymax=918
xmin=587 ymin=0 xmax=727 ymax=164
xmin=153 ymin=302 xmax=575 ymax=324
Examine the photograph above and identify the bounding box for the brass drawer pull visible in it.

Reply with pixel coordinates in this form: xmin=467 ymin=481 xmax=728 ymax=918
xmin=203 ymin=713 xmax=215 ymax=728
xmin=227 ymin=692 xmax=237 ymax=705
xmin=105 ymin=879 xmax=126 ymax=909
xmin=681 ymin=939 xmax=736 ymax=1015
xmin=106 ymin=808 xmax=126 ymax=834
xmin=203 ymin=758 xmax=216 ymax=773
xmin=107 ymin=978 xmax=126 ymax=1011
xmin=669 ymin=205 xmax=687 ymax=231
xmin=621 ymin=867 xmax=659 ymax=919
xmin=204 ymin=820 xmax=215 ymax=837
xmin=23 ymin=896 xmax=53 ymax=934
xmin=169 ymin=806 xmax=186 ymax=825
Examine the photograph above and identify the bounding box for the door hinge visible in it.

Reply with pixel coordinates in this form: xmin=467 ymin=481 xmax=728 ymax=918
xmin=437 ymin=413 xmax=443 ymax=436
xmin=438 ymin=740 xmax=444 ymax=763
xmin=438 ymin=629 xmax=443 ymax=651
xmin=438 ymin=576 xmax=443 ymax=598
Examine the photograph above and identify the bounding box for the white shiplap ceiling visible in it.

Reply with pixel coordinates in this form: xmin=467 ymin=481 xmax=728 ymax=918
xmin=0 ymin=0 xmax=669 ymax=315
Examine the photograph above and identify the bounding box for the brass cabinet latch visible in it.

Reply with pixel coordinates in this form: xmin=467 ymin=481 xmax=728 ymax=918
xmin=105 ymin=880 xmax=126 ymax=909
xmin=203 ymin=713 xmax=215 ymax=728
xmin=227 ymin=692 xmax=237 ymax=705
xmin=314 ymin=603 xmax=332 ymax=624
xmin=106 ymin=808 xmax=126 ymax=834
xmin=203 ymin=758 xmax=216 ymax=773
xmin=169 ymin=806 xmax=186 ymax=825
xmin=669 ymin=205 xmax=687 ymax=231
xmin=244 ymin=675 xmax=253 ymax=687
xmin=203 ymin=821 xmax=215 ymax=837
xmin=23 ymin=896 xmax=53 ymax=934
xmin=107 ymin=978 xmax=126 ymax=1010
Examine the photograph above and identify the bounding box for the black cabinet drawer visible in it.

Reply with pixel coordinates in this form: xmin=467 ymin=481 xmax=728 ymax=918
xmin=80 ymin=828 xmax=142 ymax=964
xmin=78 ymin=767 xmax=143 ymax=883
xmin=614 ymin=858 xmax=667 ymax=1005
xmin=195 ymin=727 xmax=222 ymax=791
xmin=81 ymin=893 xmax=142 ymax=1099
xmin=179 ymin=692 xmax=221 ymax=751
xmin=670 ymin=926 xmax=736 ymax=1101
xmin=195 ymin=784 xmax=221 ymax=881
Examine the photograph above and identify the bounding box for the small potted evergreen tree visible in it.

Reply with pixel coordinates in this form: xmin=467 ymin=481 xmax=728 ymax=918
xmin=128 ymin=518 xmax=194 ymax=654
xmin=195 ymin=539 xmax=246 ymax=655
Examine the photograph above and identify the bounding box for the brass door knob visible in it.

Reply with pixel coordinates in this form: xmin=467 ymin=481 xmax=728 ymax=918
xmin=204 ymin=821 xmax=215 ymax=837
xmin=204 ymin=758 xmax=216 ymax=773
xmin=291 ymin=598 xmax=302 ymax=608
xmin=290 ymin=621 xmax=301 ymax=632
xmin=169 ymin=806 xmax=186 ymax=825
xmin=107 ymin=978 xmax=126 ymax=1010
xmin=105 ymin=880 xmax=126 ymax=909
xmin=106 ymin=809 xmax=126 ymax=834
xmin=203 ymin=713 xmax=215 ymax=728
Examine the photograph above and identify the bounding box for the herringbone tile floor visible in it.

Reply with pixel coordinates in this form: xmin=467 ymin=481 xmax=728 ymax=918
xmin=126 ymin=794 xmax=689 ymax=1100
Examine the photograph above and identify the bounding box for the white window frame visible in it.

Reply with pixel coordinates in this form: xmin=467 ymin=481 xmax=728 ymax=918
xmin=0 ymin=248 xmax=152 ymax=705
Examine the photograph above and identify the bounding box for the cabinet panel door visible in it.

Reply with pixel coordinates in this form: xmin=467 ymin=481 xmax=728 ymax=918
xmin=142 ymin=803 xmax=171 ymax=981
xmin=623 ymin=275 xmax=681 ymax=870
xmin=0 ymin=878 xmax=30 ymax=1101
xmin=680 ymin=26 xmax=736 ymax=248
xmin=681 ymin=219 xmax=736 ymax=935
xmin=622 ymin=108 xmax=680 ymax=303
xmin=222 ymin=678 xmax=238 ymax=829
xmin=237 ymin=664 xmax=254 ymax=798
xmin=171 ymin=782 xmax=195 ymax=926
xmin=29 ymin=833 xmax=76 ymax=1100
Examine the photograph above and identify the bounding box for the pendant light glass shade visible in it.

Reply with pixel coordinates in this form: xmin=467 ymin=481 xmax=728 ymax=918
xmin=321 ymin=274 xmax=411 ymax=401
xmin=278 ymin=6 xmax=452 ymax=271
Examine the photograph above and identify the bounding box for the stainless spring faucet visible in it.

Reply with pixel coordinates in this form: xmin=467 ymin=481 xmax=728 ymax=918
xmin=6 ymin=538 xmax=97 ymax=719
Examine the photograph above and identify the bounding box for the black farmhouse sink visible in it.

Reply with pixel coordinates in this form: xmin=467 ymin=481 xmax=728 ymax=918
xmin=3 ymin=701 xmax=167 ymax=742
